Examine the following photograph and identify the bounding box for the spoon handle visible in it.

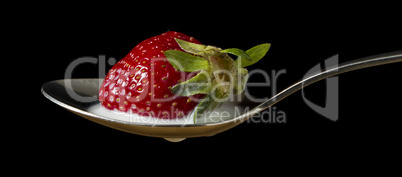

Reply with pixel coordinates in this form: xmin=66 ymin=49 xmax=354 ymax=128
xmin=244 ymin=50 xmax=402 ymax=121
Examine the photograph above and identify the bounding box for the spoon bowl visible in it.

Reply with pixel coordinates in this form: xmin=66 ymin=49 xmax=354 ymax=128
xmin=42 ymin=51 xmax=402 ymax=142
xmin=42 ymin=79 xmax=250 ymax=142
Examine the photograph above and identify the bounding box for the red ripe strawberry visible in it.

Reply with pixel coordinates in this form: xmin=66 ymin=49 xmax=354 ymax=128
xmin=99 ymin=31 xmax=271 ymax=121
xmin=99 ymin=31 xmax=204 ymax=119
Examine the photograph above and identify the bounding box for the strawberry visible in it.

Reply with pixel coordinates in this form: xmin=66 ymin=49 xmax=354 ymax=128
xmin=99 ymin=31 xmax=270 ymax=121
xmin=99 ymin=31 xmax=203 ymax=119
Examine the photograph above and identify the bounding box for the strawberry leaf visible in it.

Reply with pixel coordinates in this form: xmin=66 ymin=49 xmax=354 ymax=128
xmin=165 ymin=50 xmax=209 ymax=72
xmin=220 ymin=48 xmax=252 ymax=68
xmin=175 ymin=38 xmax=207 ymax=55
xmin=242 ymin=43 xmax=271 ymax=67
xmin=171 ymin=71 xmax=212 ymax=96
xmin=193 ymin=94 xmax=216 ymax=122
xmin=232 ymin=68 xmax=249 ymax=94
xmin=193 ymin=90 xmax=229 ymax=123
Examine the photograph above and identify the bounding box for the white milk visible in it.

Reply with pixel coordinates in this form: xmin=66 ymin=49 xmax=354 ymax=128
xmin=88 ymin=104 xmax=196 ymax=125
xmin=88 ymin=96 xmax=246 ymax=126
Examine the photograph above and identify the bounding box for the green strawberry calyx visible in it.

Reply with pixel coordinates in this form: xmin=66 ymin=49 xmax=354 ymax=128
xmin=164 ymin=38 xmax=270 ymax=122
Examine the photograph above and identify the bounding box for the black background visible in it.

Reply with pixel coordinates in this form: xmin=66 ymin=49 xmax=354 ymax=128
xmin=25 ymin=3 xmax=402 ymax=173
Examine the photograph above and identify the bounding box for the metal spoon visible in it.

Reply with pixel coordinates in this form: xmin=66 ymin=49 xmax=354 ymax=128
xmin=41 ymin=51 xmax=402 ymax=142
